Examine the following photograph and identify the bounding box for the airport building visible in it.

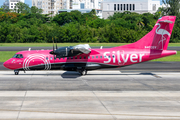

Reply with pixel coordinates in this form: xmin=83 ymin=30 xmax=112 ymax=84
xmin=102 ymin=0 xmax=161 ymax=19
xmin=3 ymin=0 xmax=25 ymax=10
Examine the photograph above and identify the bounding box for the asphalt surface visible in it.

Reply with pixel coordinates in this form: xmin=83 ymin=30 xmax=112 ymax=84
xmin=0 ymin=46 xmax=180 ymax=51
xmin=0 ymin=70 xmax=180 ymax=91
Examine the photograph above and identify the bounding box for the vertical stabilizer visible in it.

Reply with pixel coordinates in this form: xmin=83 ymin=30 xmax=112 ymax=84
xmin=117 ymin=16 xmax=176 ymax=50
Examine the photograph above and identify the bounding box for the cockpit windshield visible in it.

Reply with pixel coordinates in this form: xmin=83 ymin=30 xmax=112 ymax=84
xmin=12 ymin=54 xmax=23 ymax=58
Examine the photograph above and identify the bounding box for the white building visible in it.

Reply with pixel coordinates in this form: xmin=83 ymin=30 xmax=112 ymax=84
xmin=32 ymin=0 xmax=103 ymax=16
xmin=102 ymin=0 xmax=161 ymax=19
xmin=72 ymin=0 xmax=103 ymax=9
xmin=63 ymin=0 xmax=73 ymax=9
xmin=32 ymin=0 xmax=66 ymax=16
xmin=58 ymin=8 xmax=102 ymax=18
xmin=3 ymin=0 xmax=24 ymax=10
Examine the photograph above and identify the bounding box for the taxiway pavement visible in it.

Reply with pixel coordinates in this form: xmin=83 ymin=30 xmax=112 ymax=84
xmin=0 ymin=70 xmax=180 ymax=120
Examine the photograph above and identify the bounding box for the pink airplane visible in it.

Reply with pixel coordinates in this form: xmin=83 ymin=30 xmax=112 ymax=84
xmin=3 ymin=16 xmax=177 ymax=75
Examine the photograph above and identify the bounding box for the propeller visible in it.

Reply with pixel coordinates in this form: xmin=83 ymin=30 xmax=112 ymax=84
xmin=55 ymin=36 xmax=58 ymax=50
xmin=50 ymin=37 xmax=55 ymax=55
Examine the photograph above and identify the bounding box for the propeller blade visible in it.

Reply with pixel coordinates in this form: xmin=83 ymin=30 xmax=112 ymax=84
xmin=53 ymin=38 xmax=54 ymax=51
xmin=56 ymin=40 xmax=58 ymax=50
xmin=55 ymin=36 xmax=58 ymax=50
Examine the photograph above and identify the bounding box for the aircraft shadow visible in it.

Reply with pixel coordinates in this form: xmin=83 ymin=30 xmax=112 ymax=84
xmin=61 ymin=71 xmax=81 ymax=78
xmin=2 ymin=72 xmax=159 ymax=78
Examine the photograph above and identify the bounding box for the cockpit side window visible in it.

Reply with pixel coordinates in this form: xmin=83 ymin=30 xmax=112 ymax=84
xmin=12 ymin=54 xmax=18 ymax=58
xmin=19 ymin=54 xmax=23 ymax=58
xmin=12 ymin=54 xmax=23 ymax=58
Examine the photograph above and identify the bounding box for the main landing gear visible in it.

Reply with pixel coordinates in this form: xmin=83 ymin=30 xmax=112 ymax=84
xmin=78 ymin=69 xmax=87 ymax=76
xmin=14 ymin=70 xmax=19 ymax=75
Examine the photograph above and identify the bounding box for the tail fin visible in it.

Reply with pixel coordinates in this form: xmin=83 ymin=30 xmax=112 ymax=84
xmin=118 ymin=16 xmax=176 ymax=50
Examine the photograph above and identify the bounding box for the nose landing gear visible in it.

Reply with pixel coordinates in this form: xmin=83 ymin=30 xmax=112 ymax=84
xmin=14 ymin=70 xmax=19 ymax=75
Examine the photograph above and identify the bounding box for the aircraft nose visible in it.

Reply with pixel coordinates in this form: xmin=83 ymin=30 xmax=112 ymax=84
xmin=3 ymin=61 xmax=10 ymax=69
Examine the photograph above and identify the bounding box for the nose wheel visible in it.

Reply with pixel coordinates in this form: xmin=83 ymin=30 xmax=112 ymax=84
xmin=14 ymin=70 xmax=19 ymax=75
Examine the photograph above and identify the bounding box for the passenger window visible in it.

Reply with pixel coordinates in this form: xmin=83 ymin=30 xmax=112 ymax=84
xmin=80 ymin=56 xmax=81 ymax=59
xmin=96 ymin=56 xmax=98 ymax=59
xmin=50 ymin=57 xmax=52 ymax=60
xmin=75 ymin=56 xmax=77 ymax=59
xmin=71 ymin=57 xmax=73 ymax=59
xmin=84 ymin=56 xmax=86 ymax=59
xmin=88 ymin=56 xmax=90 ymax=59
xmin=92 ymin=56 xmax=94 ymax=59
xmin=100 ymin=56 xmax=102 ymax=58
xmin=54 ymin=57 xmax=56 ymax=60
xmin=46 ymin=57 xmax=48 ymax=60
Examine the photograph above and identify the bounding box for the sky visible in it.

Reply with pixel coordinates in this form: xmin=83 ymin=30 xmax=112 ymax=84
xmin=0 ymin=0 xmax=162 ymax=8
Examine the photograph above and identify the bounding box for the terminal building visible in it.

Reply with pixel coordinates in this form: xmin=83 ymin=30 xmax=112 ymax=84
xmin=102 ymin=0 xmax=161 ymax=19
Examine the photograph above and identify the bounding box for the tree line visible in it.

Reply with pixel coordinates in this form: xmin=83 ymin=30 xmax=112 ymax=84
xmin=0 ymin=0 xmax=180 ymax=43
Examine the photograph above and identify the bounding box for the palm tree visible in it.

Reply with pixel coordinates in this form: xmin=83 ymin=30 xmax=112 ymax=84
xmin=135 ymin=17 xmax=144 ymax=28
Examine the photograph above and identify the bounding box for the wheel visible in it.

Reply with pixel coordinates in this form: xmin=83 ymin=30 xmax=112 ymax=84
xmin=14 ymin=70 xmax=19 ymax=75
xmin=80 ymin=69 xmax=87 ymax=76
xmin=15 ymin=72 xmax=19 ymax=75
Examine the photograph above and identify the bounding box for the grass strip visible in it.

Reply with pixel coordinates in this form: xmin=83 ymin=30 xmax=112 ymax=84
xmin=151 ymin=51 xmax=180 ymax=62
xmin=0 ymin=51 xmax=179 ymax=62
xmin=0 ymin=51 xmax=18 ymax=62
xmin=0 ymin=43 xmax=180 ymax=47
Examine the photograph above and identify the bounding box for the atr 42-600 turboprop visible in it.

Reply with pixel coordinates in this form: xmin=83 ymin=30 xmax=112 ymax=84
xmin=3 ymin=16 xmax=177 ymax=75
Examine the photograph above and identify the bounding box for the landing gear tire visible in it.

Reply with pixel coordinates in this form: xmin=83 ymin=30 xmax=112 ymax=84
xmin=14 ymin=70 xmax=19 ymax=75
xmin=79 ymin=69 xmax=87 ymax=76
